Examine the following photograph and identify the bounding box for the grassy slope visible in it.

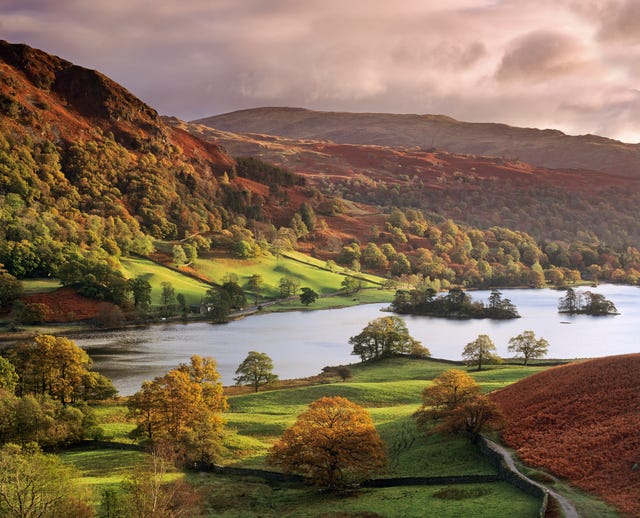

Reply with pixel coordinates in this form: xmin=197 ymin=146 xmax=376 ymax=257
xmin=119 ymin=256 xmax=212 ymax=306
xmin=63 ymin=359 xmax=548 ymax=517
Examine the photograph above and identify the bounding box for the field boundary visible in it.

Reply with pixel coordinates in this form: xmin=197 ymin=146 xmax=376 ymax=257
xmin=479 ymin=436 xmax=579 ymax=518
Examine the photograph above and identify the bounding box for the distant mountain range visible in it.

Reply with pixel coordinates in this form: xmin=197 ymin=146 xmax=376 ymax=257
xmin=194 ymin=107 xmax=640 ymax=178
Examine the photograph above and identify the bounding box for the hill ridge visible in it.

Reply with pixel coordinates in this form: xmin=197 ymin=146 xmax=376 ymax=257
xmin=194 ymin=106 xmax=640 ymax=178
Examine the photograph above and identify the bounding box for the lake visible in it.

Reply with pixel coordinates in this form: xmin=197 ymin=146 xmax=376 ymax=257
xmin=75 ymin=284 xmax=640 ymax=395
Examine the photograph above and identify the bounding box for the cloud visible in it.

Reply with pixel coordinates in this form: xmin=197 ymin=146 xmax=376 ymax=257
xmin=0 ymin=0 xmax=638 ymax=141
xmin=496 ymin=30 xmax=591 ymax=83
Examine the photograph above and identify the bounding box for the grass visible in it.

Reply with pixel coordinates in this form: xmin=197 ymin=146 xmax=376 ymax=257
xmin=66 ymin=356 xmax=605 ymax=516
xmin=20 ymin=278 xmax=61 ymax=293
xmin=189 ymin=474 xmax=541 ymax=518
xmin=193 ymin=251 xmax=385 ymax=300
xmin=119 ymin=256 xmax=212 ymax=306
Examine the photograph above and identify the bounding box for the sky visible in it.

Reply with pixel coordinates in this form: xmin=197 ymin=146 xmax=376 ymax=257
xmin=2 ymin=0 xmax=640 ymax=142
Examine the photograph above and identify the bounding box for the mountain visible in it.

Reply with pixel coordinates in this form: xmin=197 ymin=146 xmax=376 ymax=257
xmin=490 ymin=354 xmax=640 ymax=517
xmin=169 ymin=117 xmax=640 ymax=248
xmin=0 ymin=40 xmax=241 ymax=278
xmin=194 ymin=107 xmax=640 ymax=179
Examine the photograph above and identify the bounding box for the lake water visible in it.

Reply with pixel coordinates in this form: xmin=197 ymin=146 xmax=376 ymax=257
xmin=75 ymin=284 xmax=640 ymax=396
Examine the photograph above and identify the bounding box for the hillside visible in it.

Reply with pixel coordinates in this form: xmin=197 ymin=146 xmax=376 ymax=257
xmin=193 ymin=107 xmax=640 ymax=179
xmin=490 ymin=354 xmax=640 ymax=517
xmin=170 ymin=117 xmax=640 ymax=248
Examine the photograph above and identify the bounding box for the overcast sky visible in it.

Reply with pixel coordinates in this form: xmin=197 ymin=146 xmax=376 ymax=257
xmin=2 ymin=0 xmax=640 ymax=142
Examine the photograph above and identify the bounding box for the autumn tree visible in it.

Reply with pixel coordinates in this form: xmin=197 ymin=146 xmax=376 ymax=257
xmin=414 ymin=369 xmax=481 ymax=425
xmin=437 ymin=395 xmax=504 ymax=443
xmin=508 ymin=330 xmax=549 ymax=365
xmin=349 ymin=316 xmax=428 ymax=361
xmin=462 ymin=334 xmax=501 ymax=371
xmin=5 ymin=334 xmax=115 ymax=404
xmin=268 ymin=396 xmax=386 ymax=488
xmin=128 ymin=355 xmax=228 ymax=464
xmin=234 ymin=351 xmax=278 ymax=392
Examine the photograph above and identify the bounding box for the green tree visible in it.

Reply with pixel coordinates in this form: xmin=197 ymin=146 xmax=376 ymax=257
xmin=234 ymin=351 xmax=278 ymax=392
xmin=279 ymin=277 xmax=300 ymax=298
xmin=268 ymin=396 xmax=386 ymax=489
xmin=462 ymin=334 xmax=501 ymax=371
xmin=0 ymin=443 xmax=92 ymax=517
xmin=0 ymin=267 xmax=22 ymax=310
xmin=341 ymin=276 xmax=362 ymax=295
xmin=508 ymin=330 xmax=549 ymax=365
xmin=172 ymin=244 xmax=188 ymax=267
xmin=349 ymin=316 xmax=428 ymax=361
xmin=127 ymin=276 xmax=151 ymax=310
xmin=299 ymin=287 xmax=318 ymax=306
xmin=221 ymin=281 xmax=246 ymax=309
xmin=203 ymin=288 xmax=231 ymax=322
xmin=0 ymin=357 xmax=18 ymax=392
xmin=160 ymin=281 xmax=176 ymax=316
xmin=247 ymin=274 xmax=263 ymax=303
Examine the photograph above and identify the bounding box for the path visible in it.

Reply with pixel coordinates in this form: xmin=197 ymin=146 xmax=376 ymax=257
xmin=484 ymin=438 xmax=580 ymax=518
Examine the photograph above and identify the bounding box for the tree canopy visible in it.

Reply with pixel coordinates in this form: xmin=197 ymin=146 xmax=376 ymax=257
xmin=268 ymin=396 xmax=386 ymax=488
xmin=349 ymin=316 xmax=429 ymax=362
xmin=128 ymin=355 xmax=228 ymax=464
xmin=558 ymin=288 xmax=618 ymax=316
xmin=462 ymin=334 xmax=501 ymax=371
xmin=508 ymin=330 xmax=549 ymax=365
xmin=234 ymin=351 xmax=278 ymax=392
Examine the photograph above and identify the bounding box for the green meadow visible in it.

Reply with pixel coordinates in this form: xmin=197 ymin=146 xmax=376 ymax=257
xmin=65 ymin=357 xmax=560 ymax=517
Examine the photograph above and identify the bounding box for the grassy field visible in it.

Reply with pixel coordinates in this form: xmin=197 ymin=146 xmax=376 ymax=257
xmin=193 ymin=251 xmax=384 ymax=300
xmin=60 ymin=357 xmax=623 ymax=516
xmin=119 ymin=256 xmax=212 ymax=306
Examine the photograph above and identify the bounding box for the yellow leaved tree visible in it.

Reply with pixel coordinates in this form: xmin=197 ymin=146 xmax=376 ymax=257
xmin=128 ymin=355 xmax=228 ymax=465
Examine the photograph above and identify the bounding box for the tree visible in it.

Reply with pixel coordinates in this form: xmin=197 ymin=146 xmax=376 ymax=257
xmin=247 ymin=274 xmax=263 ymax=303
xmin=128 ymin=355 xmax=228 ymax=464
xmin=127 ymin=276 xmax=151 ymax=310
xmin=234 ymin=351 xmax=278 ymax=392
xmin=437 ymin=395 xmax=504 ymax=443
xmin=278 ymin=276 xmax=300 ymax=298
xmin=0 ymin=357 xmax=18 ymax=392
xmin=268 ymin=396 xmax=386 ymax=488
xmin=462 ymin=334 xmax=501 ymax=371
xmin=0 ymin=267 xmax=22 ymax=310
xmin=6 ymin=335 xmax=114 ymax=404
xmin=414 ymin=369 xmax=481 ymax=426
xmin=160 ymin=281 xmax=176 ymax=317
xmin=203 ymin=288 xmax=231 ymax=322
xmin=221 ymin=281 xmax=246 ymax=309
xmin=172 ymin=244 xmax=188 ymax=266
xmin=558 ymin=287 xmax=581 ymax=314
xmin=299 ymin=287 xmax=318 ymax=306
xmin=508 ymin=330 xmax=549 ymax=365
xmin=349 ymin=316 xmax=428 ymax=361
xmin=341 ymin=276 xmax=362 ymax=295
xmin=0 ymin=443 xmax=92 ymax=518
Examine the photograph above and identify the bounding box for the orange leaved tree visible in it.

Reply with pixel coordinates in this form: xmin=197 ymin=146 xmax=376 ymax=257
xmin=128 ymin=355 xmax=228 ymax=465
xmin=268 ymin=396 xmax=386 ymax=489
xmin=414 ymin=369 xmax=480 ymax=428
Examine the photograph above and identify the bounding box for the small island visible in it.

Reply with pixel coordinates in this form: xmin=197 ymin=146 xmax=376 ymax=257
xmin=558 ymin=288 xmax=619 ymax=316
xmin=391 ymin=287 xmax=520 ymax=319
